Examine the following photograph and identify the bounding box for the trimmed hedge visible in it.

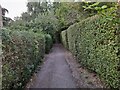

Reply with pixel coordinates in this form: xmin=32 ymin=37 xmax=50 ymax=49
xmin=61 ymin=30 xmax=68 ymax=48
xmin=45 ymin=34 xmax=53 ymax=53
xmin=2 ymin=29 xmax=46 ymax=89
xmin=61 ymin=15 xmax=120 ymax=88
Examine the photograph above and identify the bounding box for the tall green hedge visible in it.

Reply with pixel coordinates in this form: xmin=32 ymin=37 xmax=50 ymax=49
xmin=45 ymin=34 xmax=53 ymax=53
xmin=61 ymin=30 xmax=68 ymax=48
xmin=61 ymin=15 xmax=120 ymax=88
xmin=1 ymin=29 xmax=46 ymax=89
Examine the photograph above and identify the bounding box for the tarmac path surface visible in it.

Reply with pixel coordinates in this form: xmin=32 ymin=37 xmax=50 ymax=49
xmin=26 ymin=44 xmax=104 ymax=89
xmin=27 ymin=44 xmax=77 ymax=88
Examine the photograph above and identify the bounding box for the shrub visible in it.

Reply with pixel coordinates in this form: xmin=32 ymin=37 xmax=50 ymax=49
xmin=1 ymin=29 xmax=45 ymax=89
xmin=61 ymin=15 xmax=120 ymax=88
xmin=45 ymin=34 xmax=53 ymax=53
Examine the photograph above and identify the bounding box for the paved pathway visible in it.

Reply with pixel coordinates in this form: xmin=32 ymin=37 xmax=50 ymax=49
xmin=27 ymin=44 xmax=76 ymax=88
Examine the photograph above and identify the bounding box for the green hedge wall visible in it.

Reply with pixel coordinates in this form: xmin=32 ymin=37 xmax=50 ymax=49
xmin=61 ymin=15 xmax=120 ymax=88
xmin=61 ymin=30 xmax=68 ymax=48
xmin=1 ymin=29 xmax=46 ymax=89
xmin=45 ymin=34 xmax=53 ymax=53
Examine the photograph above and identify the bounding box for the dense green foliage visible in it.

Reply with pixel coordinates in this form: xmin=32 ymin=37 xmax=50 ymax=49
xmin=9 ymin=12 xmax=59 ymax=42
xmin=1 ymin=1 xmax=119 ymax=89
xmin=55 ymin=2 xmax=116 ymax=30
xmin=82 ymin=2 xmax=116 ymax=16
xmin=1 ymin=29 xmax=46 ymax=89
xmin=61 ymin=13 xmax=120 ymax=88
xmin=55 ymin=3 xmax=88 ymax=29
xmin=1 ymin=2 xmax=55 ymax=89
xmin=45 ymin=34 xmax=53 ymax=53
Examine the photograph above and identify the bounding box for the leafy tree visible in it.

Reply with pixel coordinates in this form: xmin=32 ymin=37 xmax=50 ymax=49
xmin=26 ymin=1 xmax=51 ymax=20
xmin=55 ymin=2 xmax=88 ymax=30
xmin=21 ymin=12 xmax=31 ymax=22
xmin=2 ymin=8 xmax=8 ymax=16
xmin=1 ymin=7 xmax=12 ymax=26
xmin=82 ymin=2 xmax=116 ymax=16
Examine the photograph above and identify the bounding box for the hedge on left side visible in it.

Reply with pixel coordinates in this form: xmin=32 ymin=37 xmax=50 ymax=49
xmin=1 ymin=29 xmax=45 ymax=90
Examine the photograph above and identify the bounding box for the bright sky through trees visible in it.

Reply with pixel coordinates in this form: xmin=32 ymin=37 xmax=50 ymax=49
xmin=0 ymin=0 xmax=27 ymax=19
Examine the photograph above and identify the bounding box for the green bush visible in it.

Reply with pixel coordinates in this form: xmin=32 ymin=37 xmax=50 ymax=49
xmin=61 ymin=15 xmax=120 ymax=88
xmin=1 ymin=29 xmax=45 ymax=89
xmin=45 ymin=34 xmax=53 ymax=53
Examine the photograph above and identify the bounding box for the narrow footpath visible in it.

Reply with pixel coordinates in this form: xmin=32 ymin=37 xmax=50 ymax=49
xmin=26 ymin=44 xmax=104 ymax=88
